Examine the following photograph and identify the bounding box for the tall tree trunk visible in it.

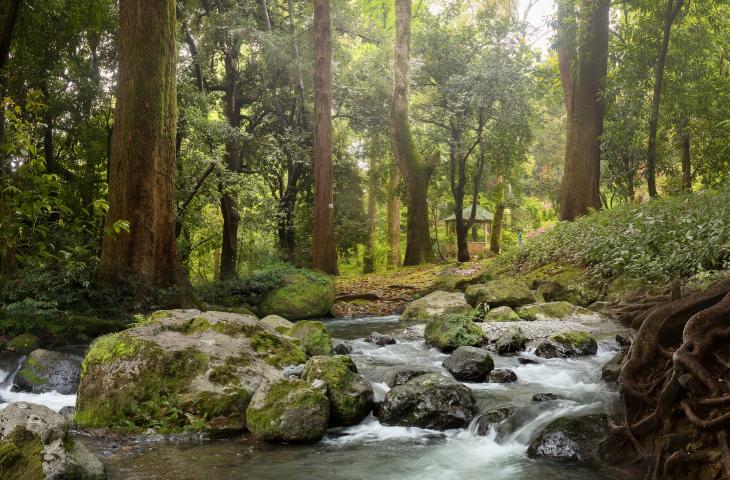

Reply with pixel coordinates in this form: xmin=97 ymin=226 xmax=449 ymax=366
xmin=0 ymin=0 xmax=21 ymax=165
xmin=99 ymin=0 xmax=181 ymax=288
xmin=312 ymin=0 xmax=338 ymax=275
xmin=678 ymin=117 xmax=691 ymax=193
xmin=363 ymin=153 xmax=377 ymax=274
xmin=557 ymin=0 xmax=609 ymax=221
xmin=387 ymin=166 xmax=401 ymax=268
xmin=391 ymin=0 xmax=433 ymax=265
xmin=647 ymin=0 xmax=685 ymax=198
xmin=490 ymin=201 xmax=505 ymax=255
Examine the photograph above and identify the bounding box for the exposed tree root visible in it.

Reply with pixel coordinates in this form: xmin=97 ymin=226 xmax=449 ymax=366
xmin=603 ymin=278 xmax=730 ymax=480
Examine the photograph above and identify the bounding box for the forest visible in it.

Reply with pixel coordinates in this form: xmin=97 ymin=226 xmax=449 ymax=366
xmin=0 ymin=0 xmax=729 ymax=479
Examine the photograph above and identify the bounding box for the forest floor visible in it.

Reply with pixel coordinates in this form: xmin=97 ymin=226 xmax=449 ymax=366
xmin=333 ymin=260 xmax=491 ymax=317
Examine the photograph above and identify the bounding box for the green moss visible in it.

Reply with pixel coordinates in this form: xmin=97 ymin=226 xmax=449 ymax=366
xmin=17 ymin=369 xmax=47 ymax=387
xmin=552 ymin=331 xmax=593 ymax=347
xmin=187 ymin=388 xmax=251 ymax=429
xmin=424 ymin=314 xmax=487 ymax=352
xmin=464 ymin=279 xmax=534 ymax=308
xmin=258 ymin=272 xmax=335 ymax=320
xmin=8 ymin=334 xmax=39 ymax=354
xmin=484 ymin=306 xmax=520 ymax=322
xmin=0 ymin=427 xmax=44 ymax=480
xmin=247 ymin=329 xmax=306 ymax=368
xmin=517 ymin=302 xmax=582 ymax=321
xmin=289 ymin=321 xmax=333 ymax=357
xmin=80 ymin=332 xmax=152 ymax=377
xmin=207 ymin=355 xmax=251 ymax=386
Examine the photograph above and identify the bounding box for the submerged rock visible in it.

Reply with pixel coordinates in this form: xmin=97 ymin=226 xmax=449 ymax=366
xmin=516 ymin=302 xmax=592 ymax=321
xmin=495 ymin=327 xmax=527 ymax=356
xmin=258 ymin=271 xmax=334 ymax=320
xmin=301 ymin=355 xmax=373 ymax=426
xmin=465 ymin=279 xmax=535 ymax=309
xmin=400 ymin=291 xmax=473 ymax=322
xmin=424 ymin=314 xmax=487 ymax=353
xmin=442 ymin=346 xmax=494 ymax=382
xmin=527 ymin=414 xmax=609 ymax=463
xmin=535 ymin=331 xmax=598 ymax=359
xmin=364 ymin=332 xmax=396 ymax=346
xmin=76 ymin=310 xmax=307 ymax=432
xmin=474 ymin=407 xmax=512 ymax=436
xmin=518 ymin=357 xmax=539 ymax=365
xmin=532 ymin=393 xmax=562 ymax=402
xmin=13 ymin=349 xmax=83 ymax=395
xmin=488 ymin=368 xmax=517 ymax=383
xmin=378 ymin=373 xmax=477 ymax=431
xmin=483 ymin=306 xmax=520 ymax=322
xmin=289 ymin=321 xmax=333 ymax=356
xmin=245 ymin=379 xmax=329 ymax=443
xmin=0 ymin=402 xmax=105 ymax=479
xmin=382 ymin=367 xmax=432 ymax=388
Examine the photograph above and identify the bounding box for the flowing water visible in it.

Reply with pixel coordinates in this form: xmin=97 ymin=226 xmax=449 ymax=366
xmin=0 ymin=316 xmax=624 ymax=480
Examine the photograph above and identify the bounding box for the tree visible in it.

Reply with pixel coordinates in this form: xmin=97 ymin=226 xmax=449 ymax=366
xmin=98 ymin=0 xmax=181 ymax=288
xmin=387 ymin=166 xmax=401 ymax=268
xmin=0 ymin=0 xmax=21 ymax=152
xmin=556 ymin=0 xmax=610 ymax=221
xmin=391 ymin=0 xmax=433 ymax=265
xmin=646 ymin=0 xmax=686 ymax=197
xmin=312 ymin=0 xmax=338 ymax=275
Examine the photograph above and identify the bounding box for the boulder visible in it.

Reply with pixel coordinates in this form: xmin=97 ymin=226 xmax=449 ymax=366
xmin=495 ymin=327 xmax=527 ymax=356
xmin=488 ymin=369 xmax=517 ymax=383
xmin=424 ymin=314 xmax=487 ymax=353
xmin=533 ymin=393 xmax=562 ymax=402
xmin=301 ymin=355 xmax=373 ymax=426
xmin=382 ymin=368 xmax=432 ymax=388
xmin=535 ymin=331 xmax=598 ymax=359
xmin=13 ymin=349 xmax=83 ymax=395
xmin=400 ymin=291 xmax=473 ymax=322
xmin=364 ymin=332 xmax=396 ymax=347
xmin=260 ymin=315 xmax=294 ymax=334
xmin=378 ymin=373 xmax=477 ymax=430
xmin=245 ymin=379 xmax=329 ymax=443
xmin=601 ymin=350 xmax=625 ymax=382
xmin=527 ymin=414 xmax=609 ymax=464
xmin=76 ymin=310 xmax=307 ymax=432
xmin=333 ymin=341 xmax=353 ymax=355
xmin=516 ymin=302 xmax=592 ymax=321
xmin=7 ymin=334 xmax=40 ymax=355
xmin=0 ymin=402 xmax=105 ymax=479
xmin=442 ymin=346 xmax=494 ymax=382
xmin=464 ymin=279 xmax=535 ymax=309
xmin=289 ymin=321 xmax=333 ymax=357
xmin=518 ymin=357 xmax=539 ymax=365
xmin=483 ymin=306 xmax=520 ymax=322
xmin=536 ymin=280 xmax=570 ymax=302
xmin=258 ymin=271 xmax=334 ymax=320
xmin=474 ymin=407 xmax=512 ymax=436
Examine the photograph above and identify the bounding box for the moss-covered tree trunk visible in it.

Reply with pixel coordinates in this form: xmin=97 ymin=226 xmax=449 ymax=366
xmin=557 ymin=0 xmax=609 ymax=221
xmin=679 ymin=118 xmax=691 ymax=192
xmin=490 ymin=200 xmax=505 ymax=255
xmin=390 ymin=0 xmax=433 ymax=266
xmin=99 ymin=0 xmax=181 ymax=288
xmin=387 ymin=166 xmax=401 ymax=268
xmin=363 ymin=153 xmax=377 ymax=274
xmin=312 ymin=0 xmax=338 ymax=275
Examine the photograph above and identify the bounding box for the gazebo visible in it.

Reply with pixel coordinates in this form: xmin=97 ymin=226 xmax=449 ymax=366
xmin=442 ymin=206 xmax=493 ymax=257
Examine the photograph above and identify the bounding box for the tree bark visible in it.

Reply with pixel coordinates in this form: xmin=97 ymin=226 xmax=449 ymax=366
xmin=679 ymin=117 xmax=691 ymax=193
xmin=0 ymin=0 xmax=21 ymax=162
xmin=387 ymin=166 xmax=401 ymax=268
xmin=312 ymin=0 xmax=338 ymax=275
xmin=99 ymin=0 xmax=181 ymax=288
xmin=557 ymin=0 xmax=609 ymax=221
xmin=490 ymin=199 xmax=505 ymax=254
xmin=363 ymin=153 xmax=377 ymax=274
xmin=647 ymin=0 xmax=685 ymax=198
xmin=391 ymin=0 xmax=433 ymax=265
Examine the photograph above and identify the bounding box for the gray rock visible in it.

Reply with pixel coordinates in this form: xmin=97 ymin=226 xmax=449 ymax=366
xmin=442 ymin=346 xmax=494 ymax=382
xmin=488 ymin=368 xmax=517 ymax=383
xmin=333 ymin=341 xmax=353 ymax=355
xmin=533 ymin=393 xmax=562 ymax=402
xmin=382 ymin=368 xmax=432 ymax=388
xmin=0 ymin=402 xmax=105 ymax=479
xmin=474 ymin=407 xmax=512 ymax=436
xmin=527 ymin=414 xmax=609 ymax=464
xmin=535 ymin=332 xmax=598 ymax=359
xmin=518 ymin=357 xmax=539 ymax=365
xmin=400 ymin=291 xmax=473 ymax=322
xmin=378 ymin=373 xmax=477 ymax=431
xmin=282 ymin=364 xmax=305 ymax=379
xmin=495 ymin=327 xmax=527 ymax=356
xmin=260 ymin=315 xmax=294 ymax=333
xmin=13 ymin=349 xmax=83 ymax=395
xmin=601 ymin=350 xmax=625 ymax=382
xmin=364 ymin=332 xmax=396 ymax=346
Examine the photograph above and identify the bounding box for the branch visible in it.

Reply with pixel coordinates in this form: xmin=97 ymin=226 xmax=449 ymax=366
xmin=176 ymin=163 xmax=216 ymax=237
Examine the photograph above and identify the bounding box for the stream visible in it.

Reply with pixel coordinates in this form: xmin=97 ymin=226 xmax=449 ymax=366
xmin=0 ymin=316 xmax=623 ymax=480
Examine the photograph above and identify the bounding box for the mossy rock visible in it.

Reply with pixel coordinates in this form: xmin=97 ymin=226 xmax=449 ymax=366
xmin=289 ymin=321 xmax=333 ymax=357
xmin=400 ymin=291 xmax=473 ymax=322
xmin=535 ymin=331 xmax=598 ymax=359
xmin=465 ymin=279 xmax=535 ymax=308
xmin=0 ymin=427 xmax=44 ymax=480
xmin=484 ymin=306 xmax=520 ymax=322
xmin=424 ymin=314 xmax=487 ymax=353
xmin=246 ymin=379 xmax=330 ymax=443
xmin=516 ymin=302 xmax=592 ymax=321
xmin=76 ymin=310 xmax=306 ymax=433
xmin=7 ymin=334 xmax=39 ymax=355
xmin=259 ymin=271 xmax=334 ymax=320
xmin=301 ymin=355 xmax=373 ymax=426
xmin=260 ymin=315 xmax=294 ymax=334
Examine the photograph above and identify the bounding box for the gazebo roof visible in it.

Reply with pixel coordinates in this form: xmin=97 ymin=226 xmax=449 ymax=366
xmin=443 ymin=205 xmax=493 ymax=223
